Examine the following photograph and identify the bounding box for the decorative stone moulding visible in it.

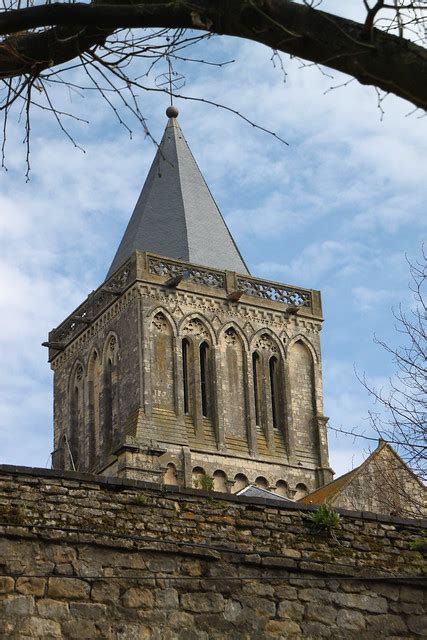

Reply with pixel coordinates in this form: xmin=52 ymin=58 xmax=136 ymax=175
xmin=48 ymin=253 xmax=316 ymax=362
xmin=255 ymin=333 xmax=278 ymax=352
xmin=149 ymin=255 xmax=312 ymax=309
xmin=50 ymin=260 xmax=133 ymax=346
xmin=152 ymin=313 xmax=169 ymax=332
xmin=182 ymin=318 xmax=210 ymax=339
xmin=236 ymin=276 xmax=311 ymax=307
xmin=148 ymin=256 xmax=225 ymax=289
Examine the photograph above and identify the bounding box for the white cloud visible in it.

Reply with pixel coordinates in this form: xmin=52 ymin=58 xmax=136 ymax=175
xmin=256 ymin=240 xmax=374 ymax=286
xmin=351 ymin=286 xmax=395 ymax=312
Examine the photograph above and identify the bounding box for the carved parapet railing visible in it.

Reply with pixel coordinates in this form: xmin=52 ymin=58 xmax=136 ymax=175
xmin=47 ymin=251 xmax=319 ymax=362
xmin=147 ymin=254 xmax=316 ymax=312
xmin=48 ymin=259 xmax=134 ymax=350
xmin=148 ymin=256 xmax=226 ymax=289
xmin=236 ymin=275 xmax=312 ymax=307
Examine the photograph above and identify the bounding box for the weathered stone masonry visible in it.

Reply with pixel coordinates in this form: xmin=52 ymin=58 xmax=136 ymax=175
xmin=49 ymin=251 xmax=332 ymax=496
xmin=0 ymin=466 xmax=426 ymax=639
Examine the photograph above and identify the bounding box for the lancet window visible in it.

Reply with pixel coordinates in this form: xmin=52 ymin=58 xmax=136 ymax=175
xmin=182 ymin=338 xmax=191 ymax=415
xmin=252 ymin=352 xmax=262 ymax=427
xmin=181 ymin=318 xmax=212 ymax=423
xmin=251 ymin=333 xmax=285 ymax=435
xmin=88 ymin=350 xmax=101 ymax=470
xmin=69 ymin=363 xmax=84 ymax=470
xmin=269 ymin=356 xmax=280 ymax=429
xmin=102 ymin=334 xmax=118 ymax=459
xmin=199 ymin=342 xmax=210 ymax=418
xmin=104 ymin=356 xmax=113 ymax=455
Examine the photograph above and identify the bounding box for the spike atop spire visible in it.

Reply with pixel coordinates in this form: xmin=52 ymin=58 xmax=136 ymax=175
xmin=106 ymin=109 xmax=249 ymax=279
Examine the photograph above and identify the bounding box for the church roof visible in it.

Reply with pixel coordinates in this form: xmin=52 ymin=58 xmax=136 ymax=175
xmin=299 ymin=440 xmax=426 ymax=506
xmin=106 ymin=107 xmax=249 ymax=279
xmin=236 ymin=484 xmax=295 ymax=503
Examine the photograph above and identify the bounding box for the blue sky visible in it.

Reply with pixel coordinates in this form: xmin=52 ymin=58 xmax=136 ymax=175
xmin=0 ymin=9 xmax=426 ymax=476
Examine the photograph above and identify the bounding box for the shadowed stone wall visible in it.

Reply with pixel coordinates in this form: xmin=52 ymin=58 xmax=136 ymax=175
xmin=0 ymin=466 xmax=425 ymax=639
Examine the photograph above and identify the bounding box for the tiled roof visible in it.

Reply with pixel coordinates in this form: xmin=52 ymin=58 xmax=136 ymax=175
xmin=299 ymin=467 xmax=359 ymax=505
xmin=236 ymin=484 xmax=294 ymax=502
xmin=299 ymin=440 xmax=425 ymax=505
xmin=106 ymin=110 xmax=249 ymax=278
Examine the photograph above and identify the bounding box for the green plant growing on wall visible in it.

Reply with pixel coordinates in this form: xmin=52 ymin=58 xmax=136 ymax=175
xmin=0 ymin=502 xmax=27 ymax=524
xmin=194 ymin=474 xmax=214 ymax=492
xmin=308 ymin=503 xmax=341 ymax=538
xmin=200 ymin=474 xmax=214 ymax=492
xmin=409 ymin=537 xmax=427 ymax=554
xmin=132 ymin=492 xmax=147 ymax=506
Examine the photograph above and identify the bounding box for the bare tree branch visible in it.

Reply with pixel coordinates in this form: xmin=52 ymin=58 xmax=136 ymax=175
xmin=0 ymin=1 xmax=426 ymax=108
xmin=330 ymin=248 xmax=427 ymax=485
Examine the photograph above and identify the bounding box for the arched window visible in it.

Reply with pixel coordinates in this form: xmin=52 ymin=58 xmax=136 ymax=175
xmin=255 ymin=476 xmax=269 ymax=489
xmin=199 ymin=342 xmax=209 ymax=418
xmin=294 ymin=483 xmax=308 ymax=500
xmin=222 ymin=328 xmax=246 ymax=440
xmin=68 ymin=362 xmax=84 ymax=471
xmin=269 ymin=356 xmax=280 ymax=429
xmin=192 ymin=466 xmax=205 ymax=489
xmin=69 ymin=385 xmax=80 ymax=470
xmin=252 ymin=352 xmax=262 ymax=426
xmin=275 ymin=480 xmax=289 ymax=497
xmin=104 ymin=357 xmax=113 ymax=457
xmin=164 ymin=463 xmax=178 ymax=486
xmin=88 ymin=351 xmax=101 ymax=469
xmin=233 ymin=473 xmax=248 ymax=493
xmin=182 ymin=338 xmax=191 ymax=415
xmin=213 ymin=470 xmax=228 ymax=493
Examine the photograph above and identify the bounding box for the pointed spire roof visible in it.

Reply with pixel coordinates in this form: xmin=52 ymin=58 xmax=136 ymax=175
xmin=106 ymin=106 xmax=249 ymax=279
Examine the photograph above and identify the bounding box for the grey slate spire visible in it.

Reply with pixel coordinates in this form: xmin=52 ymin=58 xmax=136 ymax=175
xmin=106 ymin=107 xmax=249 ymax=279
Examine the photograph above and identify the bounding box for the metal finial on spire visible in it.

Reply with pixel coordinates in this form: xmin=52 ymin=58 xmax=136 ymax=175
xmin=155 ymin=55 xmax=185 ymax=118
xmin=167 ymin=56 xmax=173 ymax=106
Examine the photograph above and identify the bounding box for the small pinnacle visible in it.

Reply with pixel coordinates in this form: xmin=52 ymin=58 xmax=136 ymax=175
xmin=166 ymin=105 xmax=179 ymax=118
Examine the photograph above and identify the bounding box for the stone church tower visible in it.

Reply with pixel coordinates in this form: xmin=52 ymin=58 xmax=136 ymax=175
xmin=47 ymin=107 xmax=333 ymax=498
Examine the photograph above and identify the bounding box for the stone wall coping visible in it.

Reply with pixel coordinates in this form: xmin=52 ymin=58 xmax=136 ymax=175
xmin=0 ymin=464 xmax=425 ymax=528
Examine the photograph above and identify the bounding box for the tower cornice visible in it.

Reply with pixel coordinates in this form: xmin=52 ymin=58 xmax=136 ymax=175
xmin=47 ymin=251 xmax=322 ymax=366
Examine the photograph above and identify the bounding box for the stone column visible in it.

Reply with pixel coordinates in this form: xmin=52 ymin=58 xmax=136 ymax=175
xmin=173 ymin=336 xmax=187 ymax=444
xmin=182 ymin=446 xmax=193 ymax=488
xmin=212 ymin=345 xmax=225 ymax=450
xmin=316 ymin=415 xmax=329 ymax=465
xmin=173 ymin=336 xmax=183 ymax=417
xmin=283 ymin=358 xmax=296 ymax=464
xmin=137 ymin=298 xmax=150 ymax=417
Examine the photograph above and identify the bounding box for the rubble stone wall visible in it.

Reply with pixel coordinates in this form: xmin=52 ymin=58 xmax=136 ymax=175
xmin=0 ymin=466 xmax=425 ymax=639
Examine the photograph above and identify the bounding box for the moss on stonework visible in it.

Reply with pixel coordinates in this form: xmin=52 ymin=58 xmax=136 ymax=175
xmin=0 ymin=502 xmax=27 ymax=524
xmin=410 ymin=537 xmax=427 ymax=554
xmin=132 ymin=492 xmax=148 ymax=506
